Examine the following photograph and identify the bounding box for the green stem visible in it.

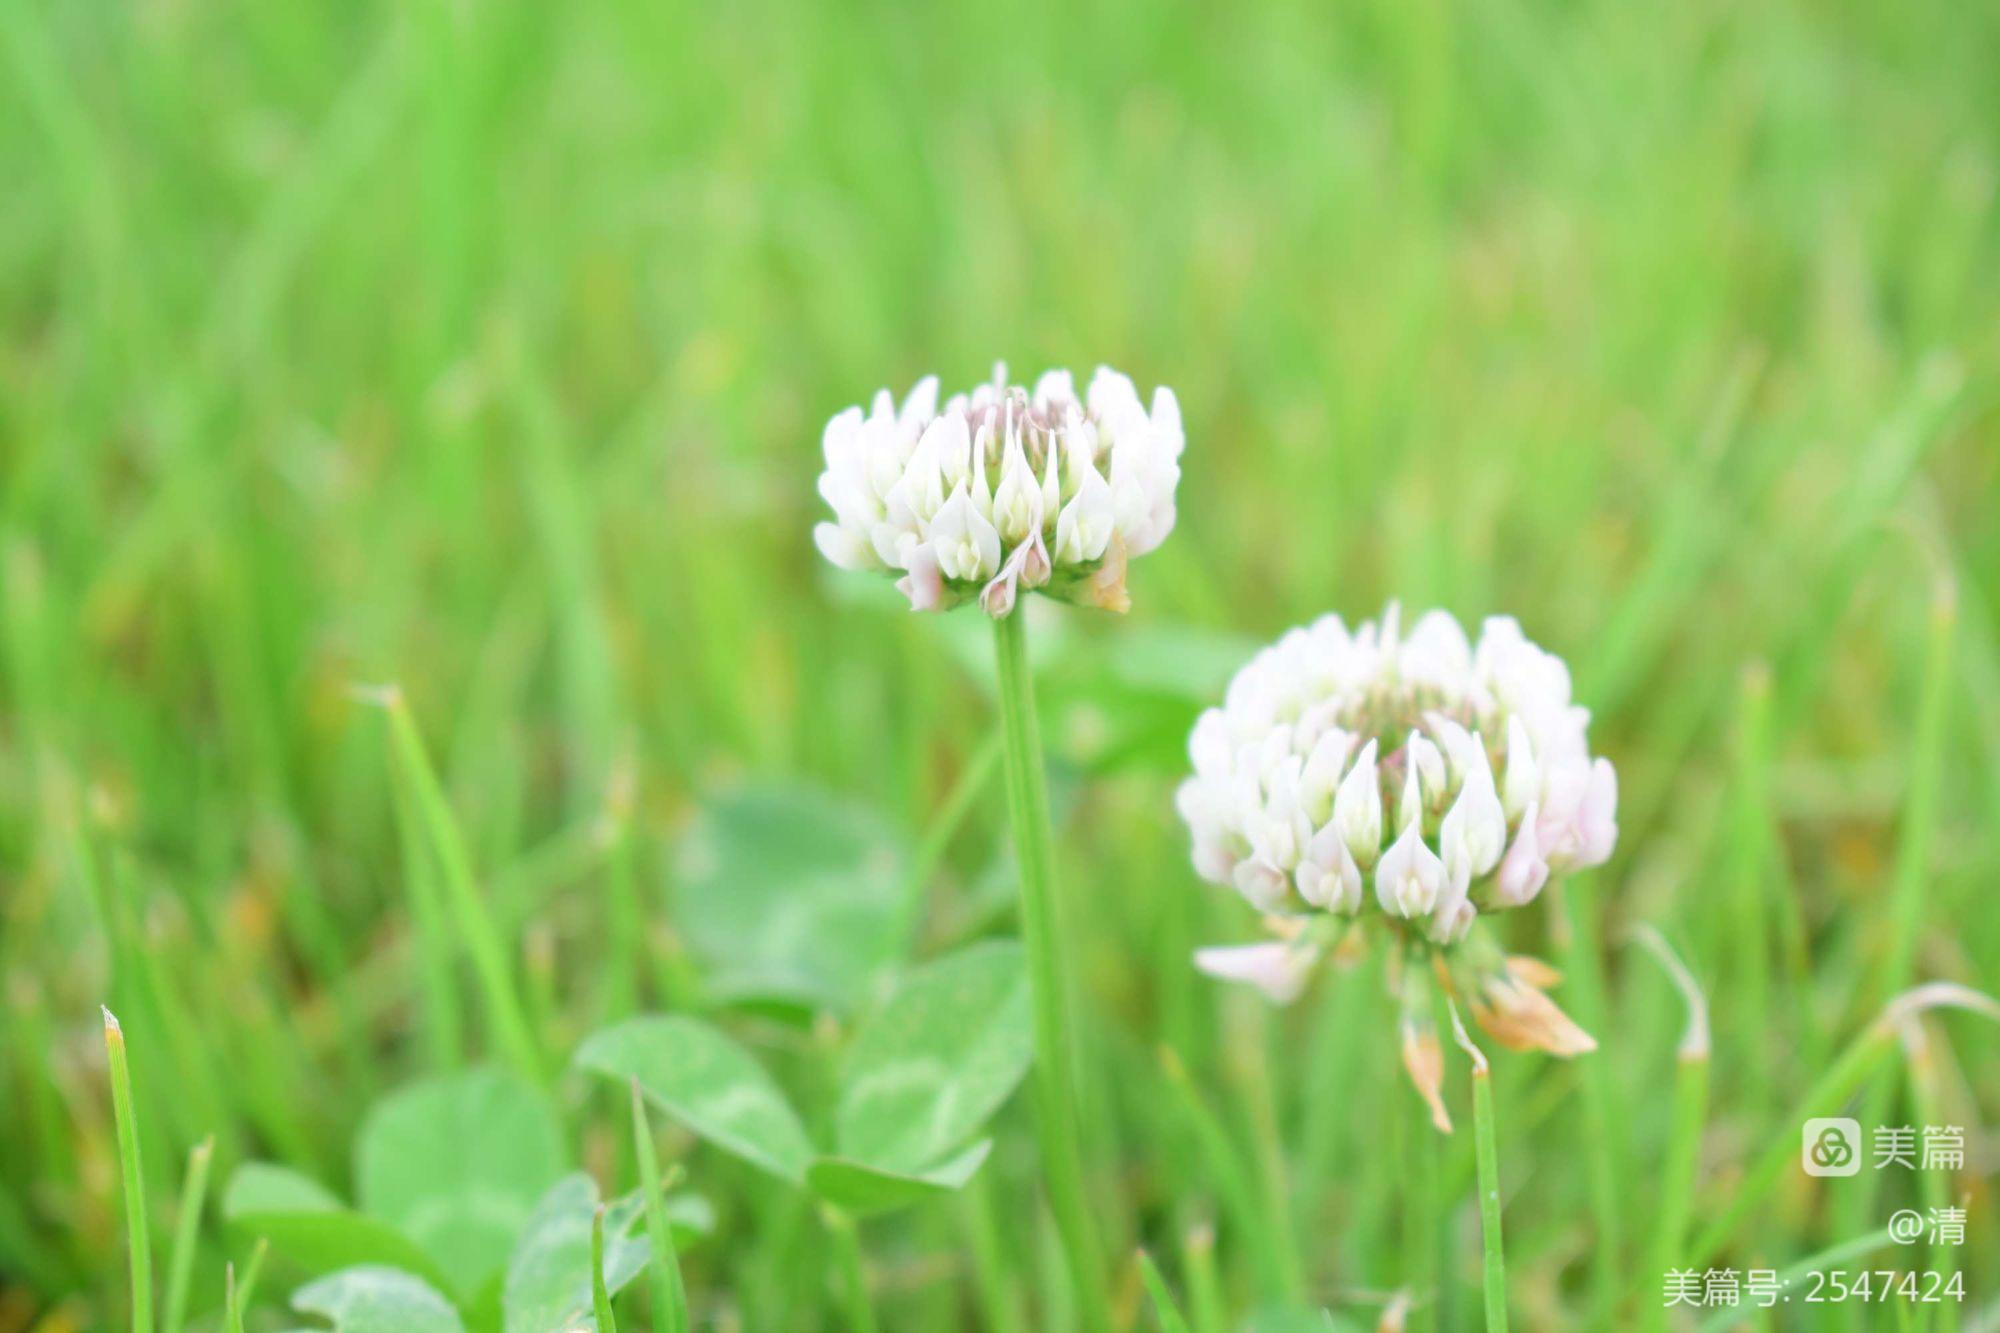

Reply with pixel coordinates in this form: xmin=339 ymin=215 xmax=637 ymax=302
xmin=1403 ymin=1093 xmax=1440 ymax=1333
xmin=991 ymin=610 xmax=1112 ymax=1332
xmin=1836 ymin=589 xmax=1953 ymax=1273
xmin=960 ymin=1170 xmax=1026 ymax=1333
xmin=602 ymin=767 xmax=642 ymax=1020
xmin=591 ymin=1204 xmax=620 ymax=1333
xmin=390 ymin=750 xmax=463 ymax=1070
xmin=104 ymin=1008 xmax=153 ymax=1333
xmin=1159 ymin=1047 xmax=1285 ymax=1300
xmin=1692 ymin=1024 xmax=1891 ymax=1264
xmin=383 ymin=690 xmax=542 ymax=1082
xmin=1555 ymin=884 xmax=1621 ymax=1321
xmin=1630 ymin=926 xmax=1711 ymax=1329
xmin=1137 ymin=1251 xmax=1194 ymax=1333
xmin=163 ymin=1136 xmax=214 ymax=1333
xmin=1470 ymin=1064 xmax=1508 ymax=1333
xmin=630 ymin=1080 xmax=689 ymax=1333
xmin=824 ymin=1208 xmax=879 ymax=1333
xmin=223 ymin=1265 xmax=243 ymax=1333
xmin=1181 ymin=1224 xmax=1227 ymax=1333
xmin=1694 ymin=1228 xmax=1896 ymax=1333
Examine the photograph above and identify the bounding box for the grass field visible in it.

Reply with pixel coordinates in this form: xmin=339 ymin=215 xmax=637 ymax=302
xmin=3 ymin=0 xmax=1999 ymax=1328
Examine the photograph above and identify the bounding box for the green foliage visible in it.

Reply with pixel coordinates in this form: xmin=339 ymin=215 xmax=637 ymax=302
xmin=289 ymin=1266 xmax=466 ymax=1333
xmin=673 ymin=785 xmax=912 ymax=1013
xmin=354 ymin=1069 xmax=564 ymax=1296
xmin=6 ymin=0 xmax=2000 ymax=1324
xmin=577 ymin=1017 xmax=816 ymax=1185
xmin=221 ymin=1163 xmax=453 ymax=1292
xmin=804 ymin=1140 xmax=994 ymax=1216
xmin=577 ymin=941 xmax=1032 ymax=1217
xmin=831 ymin=941 xmax=1031 ymax=1173
xmin=501 ymin=1176 xmax=646 ymax=1333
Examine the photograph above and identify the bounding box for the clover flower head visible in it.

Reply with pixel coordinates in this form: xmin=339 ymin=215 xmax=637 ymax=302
xmin=1178 ymin=603 xmax=1615 ymax=937
xmin=1177 ymin=604 xmax=1617 ymax=1097
xmin=813 ymin=364 xmax=1183 ymax=616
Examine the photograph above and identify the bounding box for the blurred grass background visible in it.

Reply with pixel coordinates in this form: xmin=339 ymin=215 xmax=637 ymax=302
xmin=3 ymin=0 xmax=1999 ymax=1327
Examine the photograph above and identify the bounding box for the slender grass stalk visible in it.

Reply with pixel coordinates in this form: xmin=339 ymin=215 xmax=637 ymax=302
xmin=1401 ymin=1084 xmax=1441 ymax=1333
xmin=235 ymin=1239 xmax=268 ymax=1312
xmin=960 ymin=1169 xmax=1026 ymax=1333
xmin=1840 ymin=585 xmax=1954 ymax=1250
xmin=1630 ymin=927 xmax=1710 ymax=1331
xmin=162 ymin=1136 xmax=213 ymax=1333
xmin=389 ymin=746 xmax=464 ymax=1069
xmin=223 ymin=1264 xmax=243 ymax=1333
xmin=1446 ymin=1002 xmax=1507 ymax=1333
xmin=1157 ymin=1046 xmax=1285 ymax=1300
xmin=104 ymin=1008 xmax=153 ymax=1333
xmin=1694 ymin=1227 xmax=1896 ymax=1333
xmin=379 ymin=687 xmax=542 ymax=1082
xmin=1878 ymin=581 xmax=1957 ymax=1006
xmin=630 ymin=1079 xmax=689 ymax=1333
xmin=1470 ymin=1065 xmax=1506 ymax=1333
xmin=991 ymin=610 xmax=1111 ymax=1331
xmin=898 ymin=729 xmax=1004 ymax=942
xmin=1239 ymin=1005 xmax=1306 ymax=1302
xmin=1901 ymin=1021 xmax=1955 ymax=1333
xmin=591 ymin=1204 xmax=620 ymax=1333
xmin=823 ymin=1207 xmax=879 ymax=1333
xmin=1553 ymin=884 xmax=1621 ymax=1320
xmin=1180 ymin=1224 xmax=1227 ymax=1333
xmin=1692 ymin=1022 xmax=1895 ymax=1263
xmin=1726 ymin=665 xmax=1773 ymax=1116
xmin=601 ymin=759 xmax=642 ymax=1019
xmin=1137 ymin=1251 xmax=1194 ymax=1333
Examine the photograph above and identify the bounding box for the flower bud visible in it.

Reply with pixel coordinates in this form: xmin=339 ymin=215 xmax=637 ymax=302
xmin=1375 ymin=821 xmax=1444 ymax=919
xmin=1333 ymin=740 xmax=1383 ymax=868
xmin=1439 ymin=746 xmax=1506 ymax=884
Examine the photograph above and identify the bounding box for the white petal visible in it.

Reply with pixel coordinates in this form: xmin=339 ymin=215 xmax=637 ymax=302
xmin=1374 ymin=821 xmax=1443 ymax=918
xmin=1503 ymin=716 xmax=1539 ymax=821
xmin=1495 ymin=803 xmax=1550 ymax=906
xmin=1194 ymin=942 xmax=1316 ymax=1005
xmin=1333 ymin=739 xmax=1383 ymax=867
xmin=813 ymin=522 xmax=875 ymax=571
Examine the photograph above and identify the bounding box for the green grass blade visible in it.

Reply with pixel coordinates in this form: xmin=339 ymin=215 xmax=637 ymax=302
xmin=1630 ymin=927 xmax=1711 ymax=1330
xmin=1446 ymin=1003 xmax=1508 ymax=1333
xmin=234 ymin=1238 xmax=268 ymax=1314
xmin=223 ymin=1263 xmax=243 ymax=1333
xmin=162 ymin=1135 xmax=213 ymax=1333
xmin=1138 ymin=1251 xmax=1193 ymax=1333
xmin=823 ymin=1206 xmax=879 ymax=1333
xmin=591 ymin=1204 xmax=620 ymax=1333
xmin=104 ymin=1008 xmax=154 ymax=1333
xmin=630 ymin=1078 xmax=689 ymax=1333
xmin=378 ymin=687 xmax=542 ymax=1082
xmin=390 ymin=730 xmax=464 ymax=1070
xmin=1695 ymin=1228 xmax=1897 ymax=1332
xmin=1693 ymin=1022 xmax=1891 ymax=1264
xmin=1180 ymin=1224 xmax=1226 ymax=1333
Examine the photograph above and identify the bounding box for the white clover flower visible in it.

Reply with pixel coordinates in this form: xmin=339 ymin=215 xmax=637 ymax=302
xmin=813 ymin=364 xmax=1183 ymax=616
xmin=1176 ymin=603 xmax=1616 ymax=941
xmin=1178 ymin=604 xmax=1616 ymax=1093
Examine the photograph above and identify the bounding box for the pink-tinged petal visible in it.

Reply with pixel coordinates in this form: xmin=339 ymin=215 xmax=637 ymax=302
xmin=1193 ymin=942 xmax=1317 ymax=1004
xmin=895 ymin=544 xmax=943 ymax=612
xmin=1574 ymin=758 xmax=1618 ymax=867
xmin=1494 ymin=802 xmax=1550 ymax=906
